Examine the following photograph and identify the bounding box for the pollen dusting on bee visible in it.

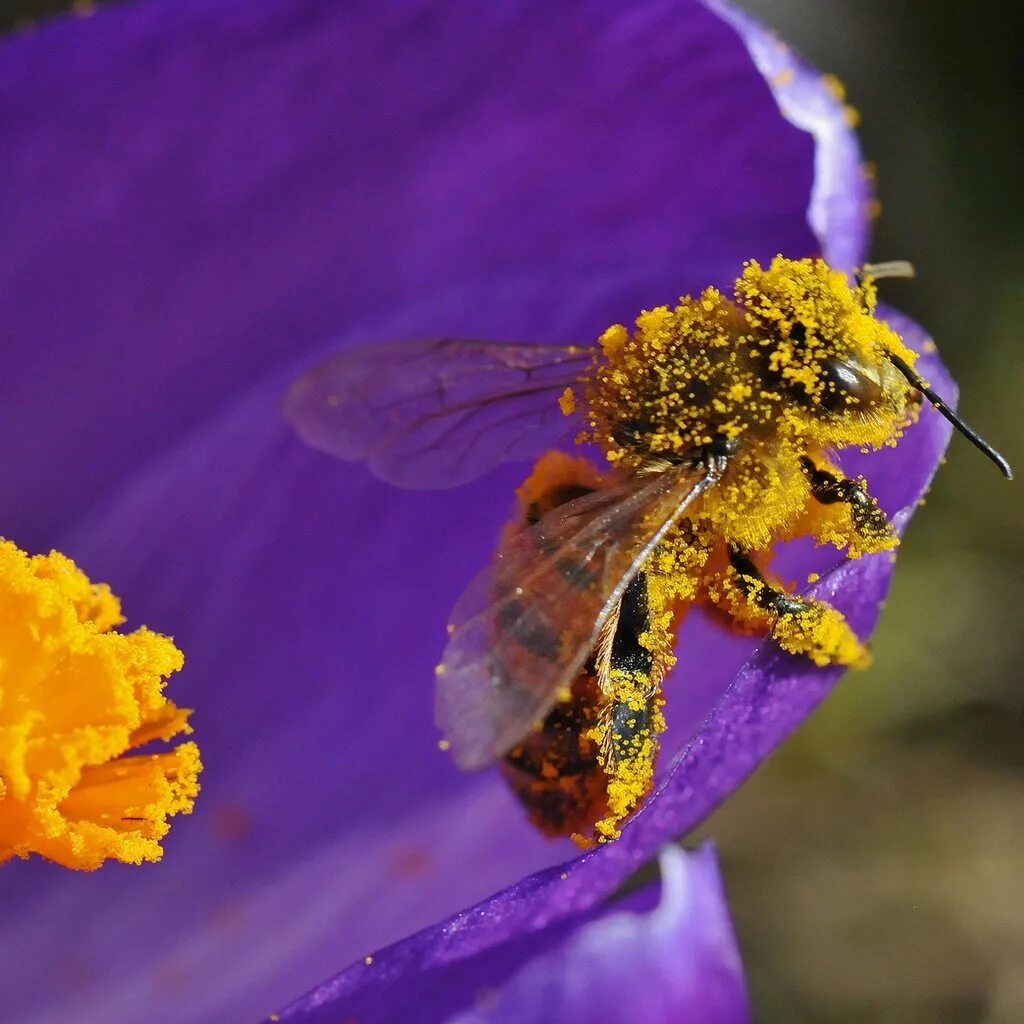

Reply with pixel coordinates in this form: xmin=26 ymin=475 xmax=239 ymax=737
xmin=579 ymin=257 xmax=918 ymax=553
xmin=497 ymin=258 xmax=927 ymax=842
xmin=704 ymin=563 xmax=868 ymax=669
xmin=500 ymin=454 xmax=676 ymax=843
xmin=288 ymin=252 xmax=1009 ymax=846
xmin=588 ymin=677 xmax=664 ymax=843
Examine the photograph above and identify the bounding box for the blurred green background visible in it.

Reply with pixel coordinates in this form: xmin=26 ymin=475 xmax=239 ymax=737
xmin=5 ymin=2 xmax=1021 ymax=1022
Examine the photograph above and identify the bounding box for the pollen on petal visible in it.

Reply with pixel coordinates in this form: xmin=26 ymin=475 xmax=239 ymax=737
xmin=0 ymin=540 xmax=201 ymax=870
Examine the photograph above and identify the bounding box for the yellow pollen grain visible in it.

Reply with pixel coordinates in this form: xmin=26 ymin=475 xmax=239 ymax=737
xmin=598 ymin=324 xmax=629 ymax=359
xmin=585 ymin=667 xmax=666 ymax=842
xmin=364 ymin=956 xmax=374 ymax=966
xmin=821 ymin=73 xmax=847 ymax=102
xmin=0 ymin=540 xmax=200 ymax=870
xmin=558 ymin=387 xmax=577 ymax=416
xmin=773 ymin=67 xmax=795 ymax=87
xmin=437 ymin=739 xmax=451 ymax=752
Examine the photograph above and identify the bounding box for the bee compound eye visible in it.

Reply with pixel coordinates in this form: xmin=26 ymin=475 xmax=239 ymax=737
xmin=817 ymin=356 xmax=885 ymax=412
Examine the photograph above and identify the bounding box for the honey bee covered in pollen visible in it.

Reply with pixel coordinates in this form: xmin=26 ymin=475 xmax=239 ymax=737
xmin=284 ymin=256 xmax=1011 ymax=845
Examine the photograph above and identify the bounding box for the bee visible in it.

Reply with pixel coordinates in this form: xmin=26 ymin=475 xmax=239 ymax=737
xmin=284 ymin=256 xmax=1011 ymax=845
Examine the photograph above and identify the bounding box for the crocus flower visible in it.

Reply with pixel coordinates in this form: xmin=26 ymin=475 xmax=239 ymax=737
xmin=0 ymin=541 xmax=200 ymax=869
xmin=0 ymin=1 xmax=952 ymax=1022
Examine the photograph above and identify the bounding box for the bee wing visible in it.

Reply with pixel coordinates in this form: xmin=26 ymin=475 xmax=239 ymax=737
xmin=436 ymin=464 xmax=715 ymax=769
xmin=282 ymin=339 xmax=592 ymax=489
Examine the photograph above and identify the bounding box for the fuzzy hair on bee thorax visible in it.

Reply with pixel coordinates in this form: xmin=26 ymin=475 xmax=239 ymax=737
xmin=578 ymin=256 xmax=921 ymax=551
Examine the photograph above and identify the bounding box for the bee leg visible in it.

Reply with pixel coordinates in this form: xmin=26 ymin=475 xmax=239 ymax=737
xmin=800 ymin=456 xmax=896 ymax=554
xmin=727 ymin=547 xmax=805 ymax=616
xmin=589 ymin=572 xmax=668 ymax=843
xmin=725 ymin=546 xmax=868 ymax=668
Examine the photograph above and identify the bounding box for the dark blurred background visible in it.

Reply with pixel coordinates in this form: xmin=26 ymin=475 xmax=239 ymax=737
xmin=714 ymin=4 xmax=1024 ymax=1023
xmin=5 ymin=2 xmax=1021 ymax=1022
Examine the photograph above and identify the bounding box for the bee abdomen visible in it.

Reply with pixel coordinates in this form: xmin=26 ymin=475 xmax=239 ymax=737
xmin=500 ymin=672 xmax=611 ymax=838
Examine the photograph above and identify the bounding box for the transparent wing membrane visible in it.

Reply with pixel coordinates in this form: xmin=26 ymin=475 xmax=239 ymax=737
xmin=435 ymin=465 xmax=715 ymax=769
xmin=282 ymin=339 xmax=592 ymax=488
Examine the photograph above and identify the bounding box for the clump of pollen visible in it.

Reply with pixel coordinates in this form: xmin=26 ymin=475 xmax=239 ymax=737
xmin=0 ymin=540 xmax=201 ymax=870
xmin=586 ymin=569 xmax=677 ymax=844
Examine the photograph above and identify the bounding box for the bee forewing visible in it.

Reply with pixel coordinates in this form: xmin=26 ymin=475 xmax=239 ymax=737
xmin=282 ymin=339 xmax=592 ymax=489
xmin=435 ymin=464 xmax=712 ymax=769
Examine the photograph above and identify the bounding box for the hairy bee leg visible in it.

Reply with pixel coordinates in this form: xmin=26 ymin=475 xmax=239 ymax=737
xmin=588 ymin=572 xmax=668 ymax=843
xmin=800 ymin=456 xmax=896 ymax=553
xmin=727 ymin=547 xmax=806 ymax=617
xmin=725 ymin=546 xmax=868 ymax=668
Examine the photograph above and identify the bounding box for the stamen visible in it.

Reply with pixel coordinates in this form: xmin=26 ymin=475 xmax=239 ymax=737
xmin=0 ymin=541 xmax=201 ymax=870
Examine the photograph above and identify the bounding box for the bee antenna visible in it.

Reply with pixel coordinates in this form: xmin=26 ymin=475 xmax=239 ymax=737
xmin=887 ymin=351 xmax=1013 ymax=479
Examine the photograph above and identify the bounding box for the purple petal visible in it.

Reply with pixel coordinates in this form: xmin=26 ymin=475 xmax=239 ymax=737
xmin=0 ymin=0 xmax=830 ymax=550
xmin=0 ymin=0 xmax=930 ymax=1021
xmin=276 ymin=844 xmax=749 ymax=1024
xmin=281 ymin=340 xmax=591 ymax=489
xmin=708 ymin=0 xmax=872 ymax=270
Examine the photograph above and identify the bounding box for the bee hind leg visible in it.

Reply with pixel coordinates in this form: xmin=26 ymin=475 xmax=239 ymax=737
xmin=588 ymin=573 xmax=669 ymax=843
xmin=720 ymin=546 xmax=869 ymax=668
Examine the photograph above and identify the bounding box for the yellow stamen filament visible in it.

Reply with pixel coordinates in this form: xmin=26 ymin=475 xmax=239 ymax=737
xmin=0 ymin=540 xmax=200 ymax=870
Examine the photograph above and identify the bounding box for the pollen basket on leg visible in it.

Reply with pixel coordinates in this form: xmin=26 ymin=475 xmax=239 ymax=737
xmin=586 ymin=571 xmax=676 ymax=843
xmin=0 ymin=541 xmax=200 ymax=870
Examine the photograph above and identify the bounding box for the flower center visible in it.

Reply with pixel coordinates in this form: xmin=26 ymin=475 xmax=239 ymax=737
xmin=0 ymin=540 xmax=200 ymax=870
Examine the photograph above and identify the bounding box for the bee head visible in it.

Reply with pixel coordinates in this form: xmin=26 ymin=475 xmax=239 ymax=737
xmin=734 ymin=256 xmax=1011 ymax=478
xmin=735 ymin=256 xmax=919 ymax=449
